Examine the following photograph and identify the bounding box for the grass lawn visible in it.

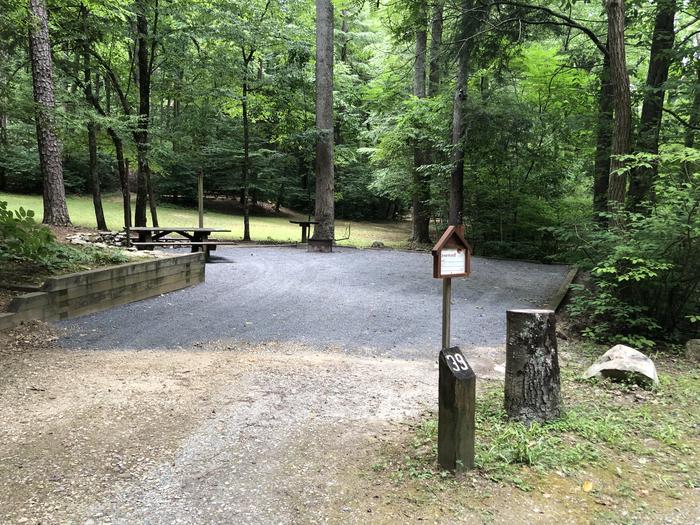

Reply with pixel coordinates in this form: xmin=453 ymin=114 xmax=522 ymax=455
xmin=367 ymin=343 xmax=700 ymax=523
xmin=0 ymin=192 xmax=412 ymax=248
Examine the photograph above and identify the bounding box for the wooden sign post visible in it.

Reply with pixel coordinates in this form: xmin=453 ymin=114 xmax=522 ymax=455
xmin=197 ymin=169 xmax=204 ymax=228
xmin=438 ymin=346 xmax=476 ymax=471
xmin=432 ymin=225 xmax=471 ymax=349
xmin=432 ymin=225 xmax=475 ymax=471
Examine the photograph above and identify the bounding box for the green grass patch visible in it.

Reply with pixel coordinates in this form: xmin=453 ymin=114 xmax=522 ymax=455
xmin=380 ymin=359 xmax=700 ymax=493
xmin=0 ymin=192 xmax=412 ymax=249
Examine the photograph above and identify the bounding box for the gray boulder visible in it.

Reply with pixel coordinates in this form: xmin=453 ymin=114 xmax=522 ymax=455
xmin=686 ymin=339 xmax=700 ymax=363
xmin=584 ymin=344 xmax=659 ymax=386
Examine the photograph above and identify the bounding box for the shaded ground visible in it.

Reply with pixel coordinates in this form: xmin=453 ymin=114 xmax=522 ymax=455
xmin=1 ymin=327 xmax=697 ymax=525
xmin=12 ymin=249 xmax=695 ymax=525
xmin=58 ymin=247 xmax=571 ymax=359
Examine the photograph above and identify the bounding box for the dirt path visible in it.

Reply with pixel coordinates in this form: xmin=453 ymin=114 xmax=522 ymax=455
xmin=0 ymin=326 xmax=441 ymax=524
xmin=2 ymin=325 xmax=698 ymax=524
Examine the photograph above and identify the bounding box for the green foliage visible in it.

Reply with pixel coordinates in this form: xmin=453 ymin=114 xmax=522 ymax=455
xmin=0 ymin=200 xmax=126 ymax=276
xmin=551 ymin=147 xmax=700 ymax=345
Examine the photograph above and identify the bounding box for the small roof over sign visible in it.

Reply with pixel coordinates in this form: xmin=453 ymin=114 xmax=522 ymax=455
xmin=431 ymin=225 xmax=472 ymax=254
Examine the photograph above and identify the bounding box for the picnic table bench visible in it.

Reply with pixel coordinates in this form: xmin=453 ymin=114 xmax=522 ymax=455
xmin=128 ymin=227 xmax=235 ymax=260
xmin=289 ymin=220 xmax=319 ymax=243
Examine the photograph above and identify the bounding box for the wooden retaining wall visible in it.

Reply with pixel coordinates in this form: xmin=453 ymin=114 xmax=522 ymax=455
xmin=0 ymin=253 xmax=205 ymax=331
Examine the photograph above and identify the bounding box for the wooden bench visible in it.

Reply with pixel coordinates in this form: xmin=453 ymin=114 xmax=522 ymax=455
xmin=130 ymin=241 xmax=239 ymax=259
xmin=128 ymin=227 xmax=233 ymax=260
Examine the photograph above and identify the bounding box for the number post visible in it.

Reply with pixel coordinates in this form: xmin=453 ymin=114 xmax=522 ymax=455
xmin=432 ymin=225 xmax=475 ymax=471
xmin=438 ymin=346 xmax=476 ymax=471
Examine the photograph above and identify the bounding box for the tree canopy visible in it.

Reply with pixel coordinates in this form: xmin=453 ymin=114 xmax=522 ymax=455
xmin=0 ymin=0 xmax=699 ymax=344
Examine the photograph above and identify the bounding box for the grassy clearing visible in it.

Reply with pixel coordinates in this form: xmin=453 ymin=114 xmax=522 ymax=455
xmin=370 ymin=347 xmax=700 ymax=523
xmin=0 ymin=192 xmax=412 ymax=248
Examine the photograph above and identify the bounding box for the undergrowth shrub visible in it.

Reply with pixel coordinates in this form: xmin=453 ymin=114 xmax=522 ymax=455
xmin=0 ymin=200 xmax=126 ymax=275
xmin=546 ymin=147 xmax=700 ymax=346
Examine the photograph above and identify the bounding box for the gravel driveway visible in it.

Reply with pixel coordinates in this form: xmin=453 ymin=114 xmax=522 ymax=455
xmin=58 ymin=247 xmax=571 ymax=359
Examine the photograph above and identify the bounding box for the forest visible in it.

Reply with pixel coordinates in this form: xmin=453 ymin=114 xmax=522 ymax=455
xmin=0 ymin=0 xmax=699 ymax=346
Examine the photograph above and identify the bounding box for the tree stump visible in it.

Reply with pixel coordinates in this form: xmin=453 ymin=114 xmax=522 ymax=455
xmin=504 ymin=309 xmax=561 ymax=424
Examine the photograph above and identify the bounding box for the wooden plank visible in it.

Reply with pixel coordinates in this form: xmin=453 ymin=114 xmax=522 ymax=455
xmin=42 ymin=253 xmax=204 ymax=291
xmin=8 ymin=292 xmax=51 ymax=313
xmin=1 ymin=255 xmax=205 ymax=330
xmin=128 ymin=227 xmax=230 ymax=232
xmin=57 ymin=272 xmax=202 ymax=320
xmin=46 ymin=263 xmax=199 ymax=303
xmin=43 ymin=254 xmax=189 ymax=290
xmin=51 ymin=265 xmax=200 ymax=308
xmin=52 ymin=271 xmax=198 ymax=314
xmin=544 ymin=266 xmax=578 ymax=311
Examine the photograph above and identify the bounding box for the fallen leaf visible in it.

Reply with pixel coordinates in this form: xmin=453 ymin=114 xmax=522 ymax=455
xmin=582 ymin=480 xmax=594 ymax=493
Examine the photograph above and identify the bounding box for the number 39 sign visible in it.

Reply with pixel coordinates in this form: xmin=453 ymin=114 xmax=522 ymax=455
xmin=438 ymin=345 xmax=476 ymax=471
xmin=440 ymin=346 xmax=475 ymax=381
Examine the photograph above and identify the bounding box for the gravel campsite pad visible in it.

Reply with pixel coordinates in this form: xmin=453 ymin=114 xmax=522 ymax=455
xmin=58 ymin=247 xmax=572 ymax=357
xmin=0 ymin=249 xmax=591 ymax=523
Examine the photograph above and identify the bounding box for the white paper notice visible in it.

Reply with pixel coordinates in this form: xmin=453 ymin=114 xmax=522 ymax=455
xmin=440 ymin=249 xmax=466 ymax=276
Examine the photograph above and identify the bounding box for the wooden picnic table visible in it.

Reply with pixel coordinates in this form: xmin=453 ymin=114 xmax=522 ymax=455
xmin=289 ymin=220 xmax=319 ymax=243
xmin=128 ymin=227 xmax=232 ymax=257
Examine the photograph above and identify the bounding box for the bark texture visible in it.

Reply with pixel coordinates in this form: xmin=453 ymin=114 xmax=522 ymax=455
xmin=504 ymin=309 xmax=562 ymax=424
xmin=411 ymin=5 xmax=431 ymax=244
xmin=81 ymin=7 xmax=107 ymax=231
xmin=628 ymin=0 xmax=677 ymax=212
xmin=449 ymin=0 xmax=481 ymax=226
xmin=686 ymin=58 xmax=700 ymax=150
xmin=28 ymin=0 xmax=71 ymax=226
xmin=0 ymin=113 xmax=7 ymax=191
xmin=340 ymin=9 xmax=349 ymax=63
xmin=241 ymin=48 xmax=253 ymax=241
xmin=428 ymin=2 xmax=443 ymax=98
xmin=593 ymin=50 xmax=613 ymax=221
xmin=312 ymin=0 xmax=335 ymax=242
xmin=109 ymin=129 xmax=131 ymax=230
xmin=606 ymin=0 xmax=632 ymax=209
xmin=134 ymin=0 xmax=151 ymax=227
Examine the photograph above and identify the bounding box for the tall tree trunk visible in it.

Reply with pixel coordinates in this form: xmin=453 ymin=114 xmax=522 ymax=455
xmin=593 ymin=50 xmax=613 ymax=221
xmin=312 ymin=0 xmax=335 ymax=241
xmin=86 ymin=122 xmax=107 ymax=230
xmin=340 ymin=9 xmax=349 ymax=63
xmin=146 ymin=171 xmax=158 ymax=226
xmin=412 ymin=5 xmax=431 ymax=243
xmin=0 ymin=113 xmax=7 ymax=191
xmin=628 ymin=0 xmax=677 ymax=212
xmin=107 ymin=128 xmax=130 ymax=230
xmin=134 ymin=0 xmax=150 ymax=227
xmin=606 ymin=0 xmax=632 ymax=209
xmin=681 ymin=49 xmax=700 ymax=179
xmin=685 ymin=59 xmax=700 ymax=150
xmin=428 ymin=1 xmax=443 ymax=98
xmin=81 ymin=5 xmax=107 ymax=231
xmin=241 ymin=50 xmax=252 ymax=241
xmin=450 ymin=0 xmax=479 ymax=226
xmin=28 ymin=0 xmax=71 ymax=226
